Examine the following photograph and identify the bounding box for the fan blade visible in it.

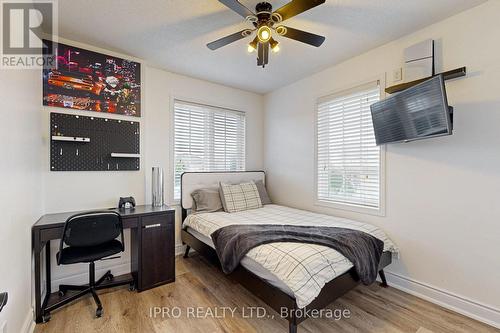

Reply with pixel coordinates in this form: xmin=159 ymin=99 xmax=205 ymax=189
xmin=207 ymin=30 xmax=250 ymax=50
xmin=219 ymin=0 xmax=254 ymax=18
xmin=274 ymin=0 xmax=325 ymax=22
xmin=278 ymin=26 xmax=325 ymax=47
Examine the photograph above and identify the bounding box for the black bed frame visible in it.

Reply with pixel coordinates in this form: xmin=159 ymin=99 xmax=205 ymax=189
xmin=180 ymin=171 xmax=391 ymax=333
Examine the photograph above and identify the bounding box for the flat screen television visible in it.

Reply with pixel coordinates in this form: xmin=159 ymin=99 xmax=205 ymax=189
xmin=370 ymin=75 xmax=453 ymax=145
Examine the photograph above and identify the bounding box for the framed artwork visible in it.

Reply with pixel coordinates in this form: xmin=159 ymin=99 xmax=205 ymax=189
xmin=43 ymin=40 xmax=141 ymax=117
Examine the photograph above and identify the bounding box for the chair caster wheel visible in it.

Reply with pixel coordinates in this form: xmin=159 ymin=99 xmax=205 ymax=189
xmin=42 ymin=313 xmax=51 ymax=323
xmin=128 ymin=283 xmax=136 ymax=291
xmin=105 ymin=274 xmax=114 ymax=281
xmin=58 ymin=290 xmax=66 ymax=297
xmin=96 ymin=308 xmax=103 ymax=318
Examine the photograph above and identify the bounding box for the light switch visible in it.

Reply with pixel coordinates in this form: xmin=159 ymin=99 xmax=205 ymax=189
xmin=393 ymin=68 xmax=403 ymax=82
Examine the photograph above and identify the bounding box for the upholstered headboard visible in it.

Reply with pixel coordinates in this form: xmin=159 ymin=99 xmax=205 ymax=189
xmin=180 ymin=171 xmax=266 ymax=219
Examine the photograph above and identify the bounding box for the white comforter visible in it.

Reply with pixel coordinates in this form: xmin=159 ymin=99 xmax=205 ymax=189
xmin=183 ymin=204 xmax=398 ymax=308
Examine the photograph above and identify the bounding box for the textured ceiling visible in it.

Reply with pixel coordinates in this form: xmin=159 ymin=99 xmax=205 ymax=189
xmin=57 ymin=0 xmax=486 ymax=93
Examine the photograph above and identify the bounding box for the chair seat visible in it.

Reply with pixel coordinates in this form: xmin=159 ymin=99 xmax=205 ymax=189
xmin=57 ymin=240 xmax=124 ymax=264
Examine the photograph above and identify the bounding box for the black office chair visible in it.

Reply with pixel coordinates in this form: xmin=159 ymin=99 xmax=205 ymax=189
xmin=47 ymin=211 xmax=132 ymax=319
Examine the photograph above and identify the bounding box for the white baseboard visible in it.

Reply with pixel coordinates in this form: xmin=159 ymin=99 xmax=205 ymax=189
xmin=175 ymin=244 xmax=186 ymax=256
xmin=22 ymin=308 xmax=35 ymax=333
xmin=384 ymin=270 xmax=500 ymax=329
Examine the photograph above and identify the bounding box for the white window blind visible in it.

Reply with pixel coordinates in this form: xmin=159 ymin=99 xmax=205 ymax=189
xmin=173 ymin=100 xmax=246 ymax=200
xmin=316 ymin=82 xmax=381 ymax=209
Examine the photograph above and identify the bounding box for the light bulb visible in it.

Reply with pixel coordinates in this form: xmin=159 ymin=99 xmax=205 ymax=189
xmin=270 ymin=38 xmax=279 ymax=52
xmin=257 ymin=26 xmax=271 ymax=42
xmin=248 ymin=38 xmax=258 ymax=53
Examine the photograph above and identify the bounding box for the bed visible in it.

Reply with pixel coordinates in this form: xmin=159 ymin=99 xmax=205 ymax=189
xmin=181 ymin=171 xmax=397 ymax=333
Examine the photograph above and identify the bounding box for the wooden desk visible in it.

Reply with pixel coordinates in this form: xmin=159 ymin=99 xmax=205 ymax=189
xmin=32 ymin=205 xmax=175 ymax=323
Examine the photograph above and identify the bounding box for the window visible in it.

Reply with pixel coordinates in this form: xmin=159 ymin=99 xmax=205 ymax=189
xmin=316 ymin=82 xmax=383 ymax=213
xmin=173 ymin=100 xmax=246 ymax=200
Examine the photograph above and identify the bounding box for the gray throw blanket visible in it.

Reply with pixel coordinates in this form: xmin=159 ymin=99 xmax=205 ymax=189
xmin=210 ymin=224 xmax=384 ymax=285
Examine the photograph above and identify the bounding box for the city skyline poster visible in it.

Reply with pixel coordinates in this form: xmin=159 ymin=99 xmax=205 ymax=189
xmin=42 ymin=40 xmax=141 ymax=117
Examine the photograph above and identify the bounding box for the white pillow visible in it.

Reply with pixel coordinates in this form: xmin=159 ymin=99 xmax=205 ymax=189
xmin=219 ymin=181 xmax=262 ymax=213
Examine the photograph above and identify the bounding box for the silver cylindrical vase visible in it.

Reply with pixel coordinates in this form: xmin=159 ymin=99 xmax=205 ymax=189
xmin=152 ymin=167 xmax=164 ymax=207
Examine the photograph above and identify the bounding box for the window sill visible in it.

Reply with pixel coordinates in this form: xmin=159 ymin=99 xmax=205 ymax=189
xmin=314 ymin=199 xmax=386 ymax=217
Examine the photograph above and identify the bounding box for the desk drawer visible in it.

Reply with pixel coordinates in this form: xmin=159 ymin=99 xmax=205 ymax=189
xmin=141 ymin=214 xmax=173 ymax=228
xmin=40 ymin=228 xmax=63 ymax=242
xmin=122 ymin=217 xmax=139 ymax=229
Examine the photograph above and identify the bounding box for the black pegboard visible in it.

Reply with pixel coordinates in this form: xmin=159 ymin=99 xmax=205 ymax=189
xmin=50 ymin=113 xmax=140 ymax=171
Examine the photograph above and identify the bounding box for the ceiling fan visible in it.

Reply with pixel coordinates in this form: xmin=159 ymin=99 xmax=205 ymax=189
xmin=208 ymin=0 xmax=326 ymax=68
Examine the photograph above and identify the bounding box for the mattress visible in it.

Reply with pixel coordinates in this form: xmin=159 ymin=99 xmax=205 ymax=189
xmin=183 ymin=204 xmax=398 ymax=308
xmin=186 ymin=227 xmax=295 ymax=296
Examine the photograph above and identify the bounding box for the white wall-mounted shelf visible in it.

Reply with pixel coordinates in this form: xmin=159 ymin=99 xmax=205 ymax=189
xmin=52 ymin=136 xmax=90 ymax=143
xmin=110 ymin=153 xmax=141 ymax=158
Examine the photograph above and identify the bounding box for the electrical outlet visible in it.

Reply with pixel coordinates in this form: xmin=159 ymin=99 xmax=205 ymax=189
xmin=1 ymin=320 xmax=7 ymax=333
xmin=393 ymin=68 xmax=403 ymax=82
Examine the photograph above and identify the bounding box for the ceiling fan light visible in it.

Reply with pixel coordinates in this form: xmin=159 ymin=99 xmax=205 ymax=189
xmin=270 ymin=38 xmax=279 ymax=52
xmin=248 ymin=37 xmax=258 ymax=53
xmin=261 ymin=30 xmax=270 ymax=40
xmin=257 ymin=26 xmax=271 ymax=42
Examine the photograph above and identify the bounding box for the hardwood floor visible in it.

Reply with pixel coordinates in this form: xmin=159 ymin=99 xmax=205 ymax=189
xmin=35 ymin=254 xmax=499 ymax=333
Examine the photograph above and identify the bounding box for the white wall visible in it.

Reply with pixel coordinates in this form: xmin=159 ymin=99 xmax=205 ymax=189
xmin=0 ymin=70 xmax=43 ymax=333
xmin=143 ymin=66 xmax=264 ymax=253
xmin=41 ymin=38 xmax=148 ymax=214
xmin=37 ymin=38 xmax=264 ymax=292
xmin=264 ymin=0 xmax=500 ymax=328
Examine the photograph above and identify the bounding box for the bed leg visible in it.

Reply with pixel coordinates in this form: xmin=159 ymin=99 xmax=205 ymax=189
xmin=289 ymin=322 xmax=297 ymax=333
xmin=183 ymin=245 xmax=191 ymax=258
xmin=379 ymin=269 xmax=388 ymax=288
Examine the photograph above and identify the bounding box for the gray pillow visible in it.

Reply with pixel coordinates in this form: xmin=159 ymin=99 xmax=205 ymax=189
xmin=191 ymin=188 xmax=223 ymax=213
xmin=255 ymin=180 xmax=272 ymax=205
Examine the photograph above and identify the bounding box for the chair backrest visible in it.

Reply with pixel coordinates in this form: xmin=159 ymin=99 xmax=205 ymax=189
xmin=61 ymin=211 xmax=123 ymax=248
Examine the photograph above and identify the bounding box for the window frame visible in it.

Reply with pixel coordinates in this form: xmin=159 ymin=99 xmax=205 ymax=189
xmin=313 ymin=77 xmax=386 ymax=217
xmin=170 ymin=96 xmax=247 ymax=204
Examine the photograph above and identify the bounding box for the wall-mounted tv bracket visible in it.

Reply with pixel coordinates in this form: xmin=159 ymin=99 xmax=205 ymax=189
xmin=386 ymin=67 xmax=466 ymax=94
